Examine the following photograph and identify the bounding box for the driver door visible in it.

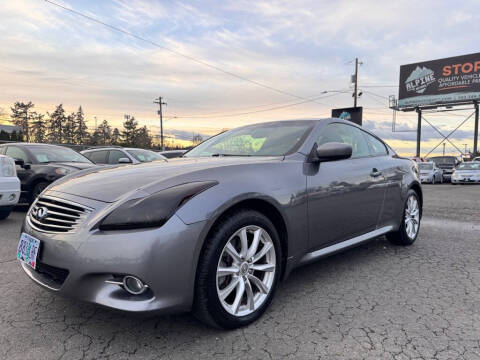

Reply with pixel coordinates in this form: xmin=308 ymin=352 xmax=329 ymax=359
xmin=306 ymin=123 xmax=386 ymax=250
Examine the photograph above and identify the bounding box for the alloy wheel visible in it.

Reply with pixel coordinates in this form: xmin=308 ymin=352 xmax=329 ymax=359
xmin=404 ymin=195 xmax=420 ymax=239
xmin=216 ymin=225 xmax=276 ymax=317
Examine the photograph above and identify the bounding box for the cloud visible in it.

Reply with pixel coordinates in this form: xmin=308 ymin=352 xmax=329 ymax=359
xmin=0 ymin=0 xmax=479 ymax=154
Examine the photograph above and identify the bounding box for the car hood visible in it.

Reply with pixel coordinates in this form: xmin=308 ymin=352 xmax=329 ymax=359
xmin=48 ymin=156 xmax=282 ymax=203
xmin=455 ymin=169 xmax=480 ymax=174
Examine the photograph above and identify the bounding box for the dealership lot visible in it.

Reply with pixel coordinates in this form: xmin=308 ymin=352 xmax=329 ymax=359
xmin=0 ymin=185 xmax=479 ymax=359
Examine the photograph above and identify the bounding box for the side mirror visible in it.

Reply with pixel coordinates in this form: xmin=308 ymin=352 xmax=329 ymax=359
xmin=313 ymin=142 xmax=352 ymax=162
xmin=118 ymin=157 xmax=132 ymax=164
xmin=14 ymin=158 xmax=30 ymax=169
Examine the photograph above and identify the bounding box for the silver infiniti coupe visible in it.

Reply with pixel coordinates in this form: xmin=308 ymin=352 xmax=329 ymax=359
xmin=17 ymin=119 xmax=422 ymax=329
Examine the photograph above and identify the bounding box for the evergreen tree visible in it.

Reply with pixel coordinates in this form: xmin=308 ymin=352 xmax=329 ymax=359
xmin=97 ymin=119 xmax=112 ymax=145
xmin=31 ymin=112 xmax=47 ymax=143
xmin=74 ymin=106 xmax=89 ymax=144
xmin=121 ymin=115 xmax=137 ymax=147
xmin=112 ymin=128 xmax=121 ymax=145
xmin=48 ymin=104 xmax=67 ymax=143
xmin=63 ymin=112 xmax=76 ymax=144
xmin=10 ymin=101 xmax=35 ymax=142
xmin=134 ymin=126 xmax=153 ymax=148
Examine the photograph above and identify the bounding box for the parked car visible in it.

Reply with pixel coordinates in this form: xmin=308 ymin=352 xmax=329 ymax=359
xmin=81 ymin=147 xmax=167 ymax=164
xmin=17 ymin=119 xmax=422 ymax=329
xmin=0 ymin=143 xmax=96 ymax=203
xmin=427 ymin=156 xmax=460 ymax=182
xmin=156 ymin=149 xmax=187 ymax=159
xmin=0 ymin=155 xmax=20 ymax=219
xmin=451 ymin=162 xmax=480 ymax=184
xmin=473 ymin=156 xmax=480 ymax=162
xmin=418 ymin=162 xmax=443 ymax=184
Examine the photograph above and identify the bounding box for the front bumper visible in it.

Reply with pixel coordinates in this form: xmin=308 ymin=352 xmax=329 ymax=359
xmin=19 ymin=191 xmax=207 ymax=314
xmin=0 ymin=177 xmax=20 ymax=207
xmin=420 ymin=175 xmax=433 ymax=183
xmin=451 ymin=177 xmax=480 ymax=184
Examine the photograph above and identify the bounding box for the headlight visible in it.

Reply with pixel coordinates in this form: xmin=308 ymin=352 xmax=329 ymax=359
xmin=0 ymin=156 xmax=16 ymax=177
xmin=98 ymin=181 xmax=218 ymax=231
xmin=55 ymin=167 xmax=71 ymax=175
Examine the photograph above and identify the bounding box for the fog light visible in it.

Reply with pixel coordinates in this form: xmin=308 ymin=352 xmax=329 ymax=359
xmin=122 ymin=275 xmax=147 ymax=295
xmin=8 ymin=193 xmax=16 ymax=202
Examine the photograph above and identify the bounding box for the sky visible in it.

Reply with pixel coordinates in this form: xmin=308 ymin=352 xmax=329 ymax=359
xmin=0 ymin=0 xmax=479 ymax=154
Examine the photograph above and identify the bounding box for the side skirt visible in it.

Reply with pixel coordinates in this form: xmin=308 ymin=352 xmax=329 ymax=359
xmin=298 ymin=226 xmax=393 ymax=266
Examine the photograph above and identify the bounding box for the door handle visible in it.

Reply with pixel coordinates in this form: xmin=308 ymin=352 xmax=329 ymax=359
xmin=370 ymin=168 xmax=382 ymax=177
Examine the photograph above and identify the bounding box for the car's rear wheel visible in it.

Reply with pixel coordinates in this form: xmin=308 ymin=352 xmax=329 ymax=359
xmin=194 ymin=209 xmax=281 ymax=329
xmin=387 ymin=189 xmax=421 ymax=246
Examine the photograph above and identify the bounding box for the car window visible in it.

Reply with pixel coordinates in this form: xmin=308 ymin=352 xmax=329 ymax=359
xmin=317 ymin=123 xmax=370 ymax=158
xmin=108 ymin=150 xmax=128 ymax=164
xmin=126 ymin=149 xmax=165 ymax=162
xmin=86 ymin=150 xmax=108 ymax=164
xmin=364 ymin=132 xmax=388 ymax=156
xmin=5 ymin=146 xmax=29 ymax=163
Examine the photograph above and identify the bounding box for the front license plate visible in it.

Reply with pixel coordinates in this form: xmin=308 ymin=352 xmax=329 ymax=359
xmin=17 ymin=233 xmax=40 ymax=270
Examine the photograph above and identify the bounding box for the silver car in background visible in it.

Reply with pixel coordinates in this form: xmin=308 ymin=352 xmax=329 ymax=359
xmin=451 ymin=162 xmax=480 ymax=184
xmin=17 ymin=119 xmax=422 ymax=329
xmin=418 ymin=162 xmax=443 ymax=184
xmin=81 ymin=147 xmax=167 ymax=165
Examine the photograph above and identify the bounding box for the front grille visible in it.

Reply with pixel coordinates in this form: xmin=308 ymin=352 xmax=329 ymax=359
xmin=28 ymin=196 xmax=91 ymax=233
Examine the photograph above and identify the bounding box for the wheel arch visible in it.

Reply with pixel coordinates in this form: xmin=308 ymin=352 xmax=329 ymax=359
xmin=408 ymin=181 xmax=423 ymax=217
xmin=196 ymin=197 xmax=289 ymax=281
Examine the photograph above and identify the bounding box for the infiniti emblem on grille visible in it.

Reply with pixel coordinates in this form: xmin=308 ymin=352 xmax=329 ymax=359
xmin=36 ymin=207 xmax=49 ymax=220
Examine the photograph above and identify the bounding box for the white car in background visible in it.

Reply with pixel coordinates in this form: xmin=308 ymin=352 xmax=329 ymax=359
xmin=451 ymin=162 xmax=480 ymax=184
xmin=0 ymin=155 xmax=20 ymax=219
xmin=418 ymin=161 xmax=443 ymax=184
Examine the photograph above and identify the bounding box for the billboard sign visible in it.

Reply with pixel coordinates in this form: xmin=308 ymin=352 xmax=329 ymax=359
xmin=398 ymin=52 xmax=480 ymax=109
xmin=331 ymin=106 xmax=363 ymax=125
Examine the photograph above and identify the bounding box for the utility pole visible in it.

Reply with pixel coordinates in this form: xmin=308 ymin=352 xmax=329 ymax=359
xmin=94 ymin=116 xmax=98 ymax=131
xmin=154 ymin=97 xmax=167 ymax=151
xmin=442 ymin=143 xmax=446 ymax=156
xmin=463 ymin=143 xmax=468 ymax=155
xmin=353 ymin=58 xmax=363 ymax=107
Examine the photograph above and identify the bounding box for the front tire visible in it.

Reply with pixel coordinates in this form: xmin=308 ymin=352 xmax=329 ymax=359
xmin=193 ymin=209 xmax=282 ymax=329
xmin=31 ymin=181 xmax=48 ymax=202
xmin=387 ymin=189 xmax=421 ymax=246
xmin=0 ymin=206 xmax=13 ymax=220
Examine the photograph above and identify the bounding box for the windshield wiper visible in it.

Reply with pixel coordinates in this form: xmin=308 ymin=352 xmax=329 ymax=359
xmin=211 ymin=153 xmax=252 ymax=157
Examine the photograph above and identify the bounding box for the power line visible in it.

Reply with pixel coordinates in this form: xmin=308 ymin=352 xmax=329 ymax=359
xmin=167 ymin=91 xmax=350 ymax=119
xmin=44 ymin=0 xmax=325 ymax=105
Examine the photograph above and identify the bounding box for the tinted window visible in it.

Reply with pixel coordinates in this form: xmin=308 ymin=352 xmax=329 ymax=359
xmin=108 ymin=150 xmax=128 ymax=164
xmin=86 ymin=150 xmax=108 ymax=164
xmin=364 ymin=132 xmax=388 ymax=156
xmin=317 ymin=123 xmax=370 ymax=158
xmin=5 ymin=146 xmax=29 ymax=163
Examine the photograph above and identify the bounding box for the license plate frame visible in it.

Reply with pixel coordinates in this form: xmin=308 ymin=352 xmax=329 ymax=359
xmin=17 ymin=233 xmax=41 ymax=270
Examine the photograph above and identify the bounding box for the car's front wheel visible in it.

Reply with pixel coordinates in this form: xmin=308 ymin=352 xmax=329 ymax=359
xmin=387 ymin=189 xmax=421 ymax=246
xmin=194 ymin=209 xmax=281 ymax=329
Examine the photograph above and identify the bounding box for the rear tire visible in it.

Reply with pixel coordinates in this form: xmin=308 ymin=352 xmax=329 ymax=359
xmin=193 ymin=209 xmax=282 ymax=329
xmin=387 ymin=189 xmax=421 ymax=246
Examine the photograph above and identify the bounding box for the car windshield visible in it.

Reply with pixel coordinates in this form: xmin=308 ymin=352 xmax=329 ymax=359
xmin=456 ymin=163 xmax=480 ymax=170
xmin=126 ymin=149 xmax=166 ymax=162
xmin=184 ymin=121 xmax=315 ymax=157
xmin=32 ymin=145 xmax=91 ymax=164
xmin=419 ymin=163 xmax=433 ymax=170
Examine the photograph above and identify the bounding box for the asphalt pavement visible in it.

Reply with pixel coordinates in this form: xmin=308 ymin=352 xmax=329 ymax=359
xmin=0 ymin=185 xmax=479 ymax=359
